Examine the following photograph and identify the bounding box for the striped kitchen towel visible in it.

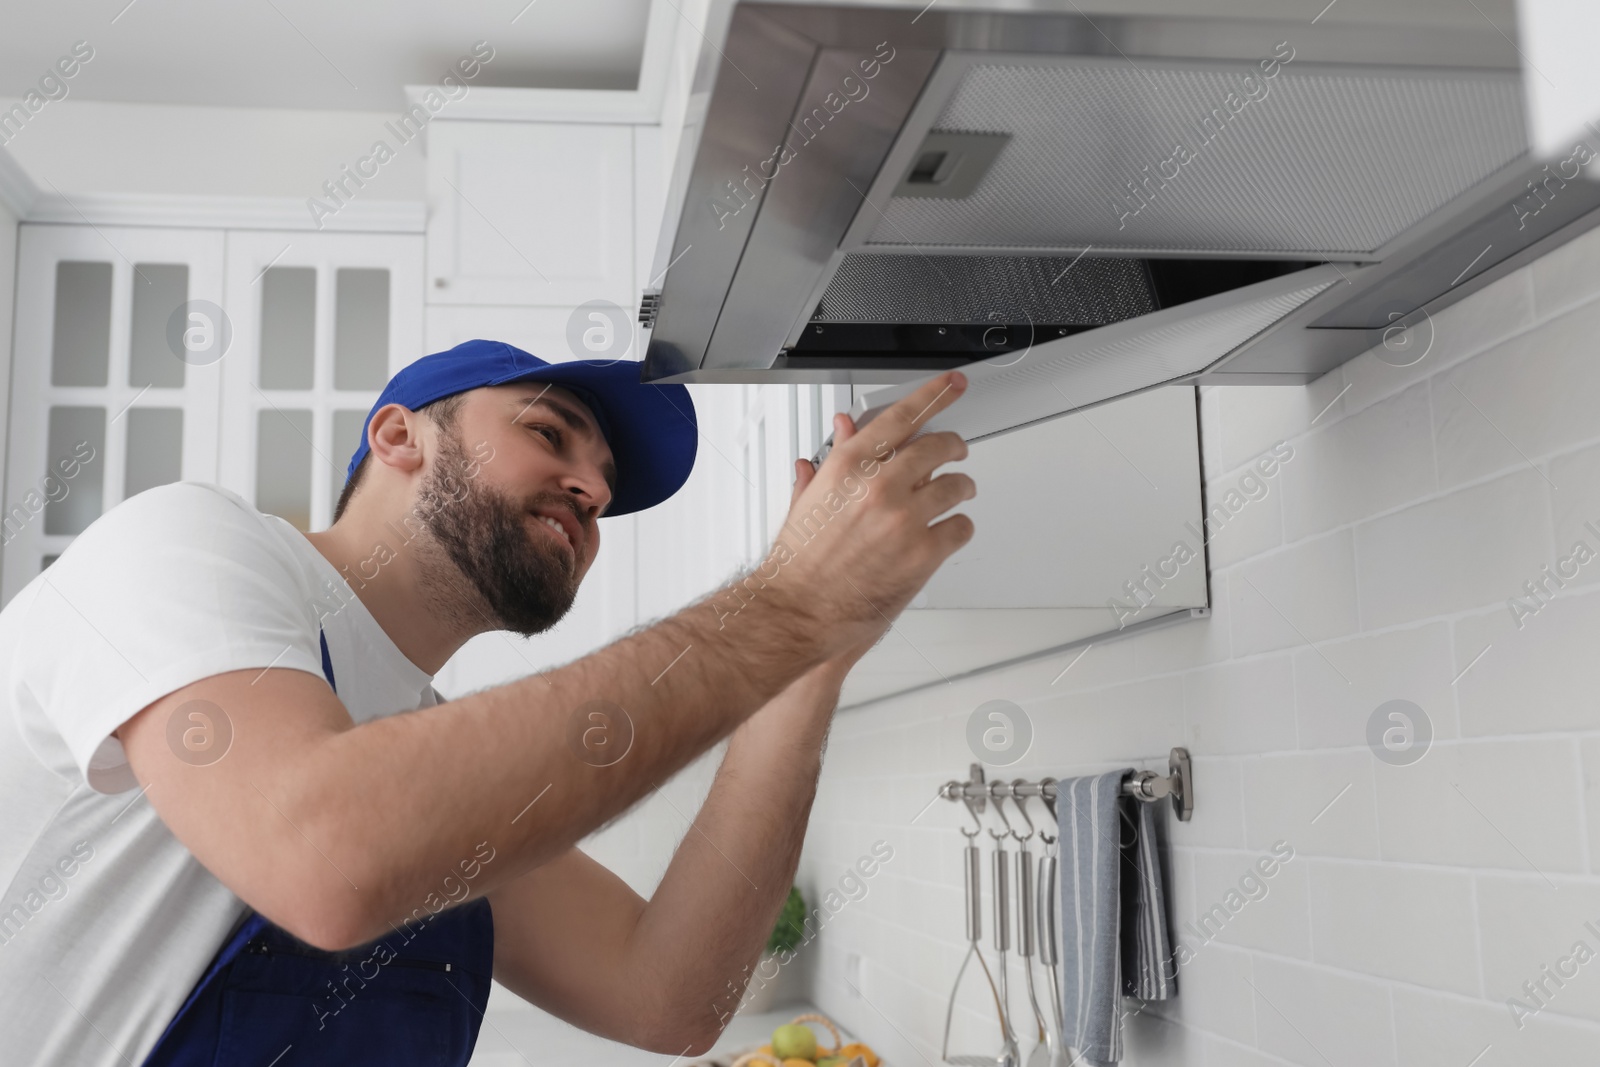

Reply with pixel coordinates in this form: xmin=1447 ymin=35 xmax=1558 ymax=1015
xmin=1056 ymin=770 xmax=1176 ymax=1066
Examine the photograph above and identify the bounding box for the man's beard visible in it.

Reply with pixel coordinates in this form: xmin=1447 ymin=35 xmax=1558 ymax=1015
xmin=414 ymin=430 xmax=580 ymax=637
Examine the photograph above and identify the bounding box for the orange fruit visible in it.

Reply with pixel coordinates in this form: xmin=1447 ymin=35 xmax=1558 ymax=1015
xmin=839 ymin=1043 xmax=879 ymax=1067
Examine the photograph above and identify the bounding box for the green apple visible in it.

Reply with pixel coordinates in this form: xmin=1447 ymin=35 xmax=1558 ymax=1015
xmin=772 ymin=1025 xmax=818 ymax=1061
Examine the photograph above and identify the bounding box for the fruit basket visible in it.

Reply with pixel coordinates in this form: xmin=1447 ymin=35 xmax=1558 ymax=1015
xmin=686 ymin=1012 xmax=882 ymax=1067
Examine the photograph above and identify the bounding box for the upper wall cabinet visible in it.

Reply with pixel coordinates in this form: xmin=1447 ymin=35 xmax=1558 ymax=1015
xmin=218 ymin=231 xmax=424 ymax=534
xmin=5 ymin=225 xmax=227 ymax=603
xmin=426 ymin=122 xmax=635 ymax=307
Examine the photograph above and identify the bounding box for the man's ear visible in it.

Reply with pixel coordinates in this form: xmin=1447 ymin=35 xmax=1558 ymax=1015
xmin=367 ymin=404 xmax=428 ymax=475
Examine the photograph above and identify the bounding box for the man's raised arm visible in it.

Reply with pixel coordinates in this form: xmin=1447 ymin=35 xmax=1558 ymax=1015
xmin=117 ymin=371 xmax=975 ymax=951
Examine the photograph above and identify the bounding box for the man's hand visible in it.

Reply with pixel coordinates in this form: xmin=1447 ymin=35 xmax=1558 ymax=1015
xmin=785 ymin=447 xmax=882 ymax=679
xmin=769 ymin=372 xmax=975 ymax=660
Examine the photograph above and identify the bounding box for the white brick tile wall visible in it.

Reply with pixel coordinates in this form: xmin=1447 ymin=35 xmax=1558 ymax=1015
xmin=1277 ymin=381 xmax=1436 ymax=542
xmin=1032 ymin=676 xmax=1187 ymax=763
xmin=1183 ymin=657 xmax=1296 ymax=755
xmin=1022 ymin=625 xmax=1147 ymax=694
xmin=1166 ymin=757 xmax=1245 ymax=850
xmin=1373 ymin=739 xmax=1585 ymax=872
xmin=1307 ymin=860 xmax=1479 ymax=994
xmin=1188 ymin=850 xmax=1311 ymax=958
xmin=792 ymin=233 xmax=1600 ymax=1065
xmin=1549 ymin=440 xmax=1600 ymax=593
xmin=1240 ymin=752 xmax=1379 ymax=860
xmin=1226 ymin=532 xmax=1359 ymax=655
xmin=1120 ymin=1010 xmax=1203 ymax=1066
xmin=1197 ymin=1034 xmax=1287 ymax=1067
xmin=1355 ymin=470 xmax=1550 ymax=628
xmin=1201 ymin=463 xmax=1284 ymax=570
xmin=1431 ymin=298 xmax=1600 ymax=489
xmin=1530 ymin=219 xmax=1600 ymax=320
xmin=1249 ymin=956 xmax=1396 ymax=1067
xmin=1473 ymin=875 xmax=1600 ymax=1023
xmin=1455 ymin=590 xmax=1600 ymax=736
xmin=1131 ymin=583 xmax=1233 ymax=673
xmin=1292 ymin=622 xmax=1459 ymax=749
xmin=1156 ymin=944 xmax=1257 ymax=1046
xmin=1583 ymin=738 xmax=1600 ymax=873
xmin=1215 ymin=376 xmax=1349 ymax=474
xmin=1392 ymin=984 xmax=1600 ymax=1066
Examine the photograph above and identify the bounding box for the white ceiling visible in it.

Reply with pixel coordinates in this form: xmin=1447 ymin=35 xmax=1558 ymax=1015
xmin=1 ymin=0 xmax=652 ymax=111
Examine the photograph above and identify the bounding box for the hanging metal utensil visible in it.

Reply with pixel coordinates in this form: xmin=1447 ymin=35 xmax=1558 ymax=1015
xmin=942 ymin=785 xmax=1011 ymax=1067
xmin=987 ymin=788 xmax=1022 ymax=1067
xmin=1009 ymin=781 xmax=1056 ymax=1067
xmin=1035 ymin=777 xmax=1068 ymax=1065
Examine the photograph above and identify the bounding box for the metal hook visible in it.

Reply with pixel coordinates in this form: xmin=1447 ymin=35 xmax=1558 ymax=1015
xmin=956 ymin=784 xmax=985 ymax=839
xmin=1009 ymin=779 xmax=1040 ymax=843
xmin=987 ymin=783 xmax=1016 ymax=841
xmin=1037 ymin=777 xmax=1059 ymax=845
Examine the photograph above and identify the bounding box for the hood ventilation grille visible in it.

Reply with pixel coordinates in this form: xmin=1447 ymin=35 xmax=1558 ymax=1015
xmin=810 ymin=254 xmax=1155 ymax=325
xmin=865 ymin=59 xmax=1527 ymax=257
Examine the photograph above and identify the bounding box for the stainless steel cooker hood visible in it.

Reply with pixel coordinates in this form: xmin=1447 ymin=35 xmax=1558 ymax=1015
xmin=640 ymin=0 xmax=1600 ymax=421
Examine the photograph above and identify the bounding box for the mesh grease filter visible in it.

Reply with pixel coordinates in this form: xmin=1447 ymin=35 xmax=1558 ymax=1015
xmin=871 ymin=61 xmax=1526 ymax=256
xmin=812 ymin=254 xmax=1155 ymax=324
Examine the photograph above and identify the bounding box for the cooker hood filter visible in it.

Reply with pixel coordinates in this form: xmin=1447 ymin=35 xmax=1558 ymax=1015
xmin=810 ymin=254 xmax=1155 ymax=325
xmin=866 ymin=59 xmax=1526 ymax=257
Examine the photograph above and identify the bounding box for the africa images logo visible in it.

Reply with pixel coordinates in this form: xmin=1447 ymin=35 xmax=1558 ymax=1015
xmin=1366 ymin=699 xmax=1431 ymax=767
xmin=965 ymin=699 xmax=1033 ymax=766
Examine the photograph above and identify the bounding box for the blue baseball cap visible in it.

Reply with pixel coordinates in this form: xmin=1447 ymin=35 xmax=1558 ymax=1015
xmin=344 ymin=339 xmax=697 ymax=517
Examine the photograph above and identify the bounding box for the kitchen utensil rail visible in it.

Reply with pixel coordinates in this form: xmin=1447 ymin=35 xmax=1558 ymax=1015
xmin=940 ymin=748 xmax=1193 ymax=822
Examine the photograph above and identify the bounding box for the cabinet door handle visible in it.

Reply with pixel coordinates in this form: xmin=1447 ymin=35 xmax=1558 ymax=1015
xmin=434 ymin=277 xmax=449 ymax=289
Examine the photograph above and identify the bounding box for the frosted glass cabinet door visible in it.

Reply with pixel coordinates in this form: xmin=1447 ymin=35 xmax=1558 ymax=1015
xmin=217 ymin=231 xmax=423 ymax=533
xmin=3 ymin=225 xmax=226 ymax=605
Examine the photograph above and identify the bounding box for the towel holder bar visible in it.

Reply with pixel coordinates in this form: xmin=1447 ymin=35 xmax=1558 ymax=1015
xmin=940 ymin=748 xmax=1193 ymax=822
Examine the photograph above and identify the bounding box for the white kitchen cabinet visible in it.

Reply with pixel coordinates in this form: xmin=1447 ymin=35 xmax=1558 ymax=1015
xmin=423 ymin=305 xmax=577 ymax=363
xmin=740 ymin=386 xmax=779 ymax=564
xmin=3 ymin=224 xmax=227 ymax=602
xmin=632 ymin=124 xmax=668 ymax=300
xmin=721 ymin=383 xmax=853 ymax=569
xmin=622 ymin=379 xmax=818 ymax=632
xmin=418 ymin=116 xmax=700 ymax=690
xmin=426 ymin=122 xmax=635 ymax=308
xmin=631 ymin=383 xmax=752 ymax=626
xmin=2 ymin=223 xmax=428 ymax=599
xmin=217 ymin=230 xmax=425 ymax=533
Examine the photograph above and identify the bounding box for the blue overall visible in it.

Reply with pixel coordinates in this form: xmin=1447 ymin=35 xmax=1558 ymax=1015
xmin=140 ymin=630 xmax=495 ymax=1066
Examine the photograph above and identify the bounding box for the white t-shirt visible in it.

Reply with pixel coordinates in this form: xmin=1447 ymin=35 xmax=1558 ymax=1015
xmin=0 ymin=481 xmax=443 ymax=1067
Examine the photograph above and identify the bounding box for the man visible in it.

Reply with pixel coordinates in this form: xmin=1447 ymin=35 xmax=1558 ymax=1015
xmin=0 ymin=338 xmax=975 ymax=1066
